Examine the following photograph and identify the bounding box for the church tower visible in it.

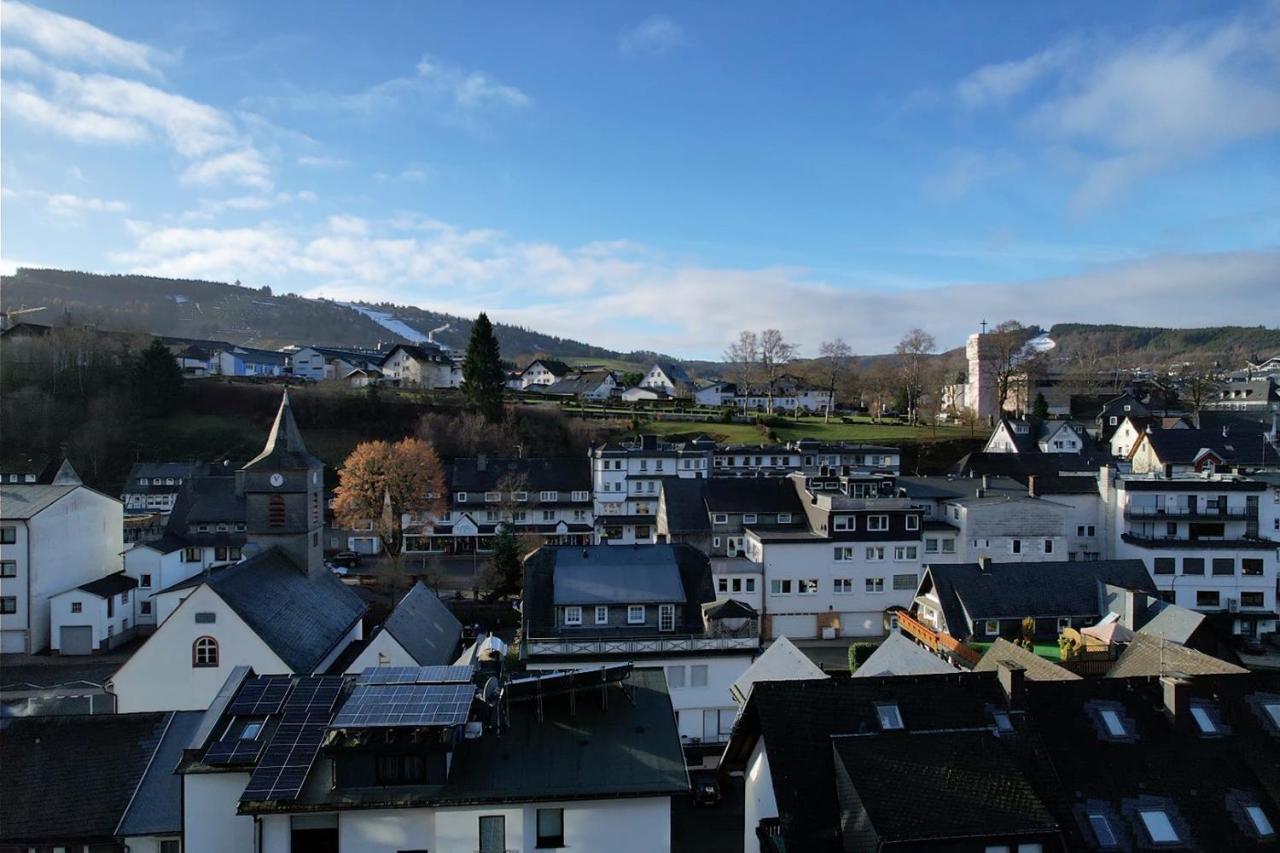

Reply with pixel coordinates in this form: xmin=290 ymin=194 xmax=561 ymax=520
xmin=965 ymin=327 xmax=997 ymax=424
xmin=238 ymin=391 xmax=325 ymax=575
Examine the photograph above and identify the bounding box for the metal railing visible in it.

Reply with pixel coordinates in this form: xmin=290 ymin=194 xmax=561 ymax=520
xmin=525 ymin=632 xmax=759 ymax=656
xmin=1124 ymin=506 xmax=1255 ymax=520
xmin=896 ymin=610 xmax=982 ymax=666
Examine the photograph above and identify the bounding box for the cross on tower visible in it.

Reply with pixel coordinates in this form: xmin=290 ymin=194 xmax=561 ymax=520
xmin=980 ymin=319 xmax=988 ymax=334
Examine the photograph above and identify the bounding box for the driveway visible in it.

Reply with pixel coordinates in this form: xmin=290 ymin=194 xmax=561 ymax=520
xmin=673 ymin=773 xmax=744 ymax=853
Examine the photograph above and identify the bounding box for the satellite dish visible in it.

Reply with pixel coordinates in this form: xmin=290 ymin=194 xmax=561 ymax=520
xmin=482 ymin=677 xmax=501 ymax=704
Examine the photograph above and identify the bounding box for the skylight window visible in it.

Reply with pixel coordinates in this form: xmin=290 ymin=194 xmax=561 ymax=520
xmin=992 ymin=711 xmax=1014 ymax=733
xmin=1189 ymin=705 xmax=1216 ymax=734
xmin=241 ymin=720 xmax=264 ymax=741
xmin=1264 ymin=702 xmax=1280 ymax=729
xmin=1139 ymin=810 xmax=1179 ymax=844
xmin=1246 ymin=805 xmax=1275 ymax=838
xmin=1087 ymin=813 xmax=1118 ymax=848
xmin=875 ymin=703 xmax=903 ymax=731
xmin=1099 ymin=708 xmax=1127 ymax=738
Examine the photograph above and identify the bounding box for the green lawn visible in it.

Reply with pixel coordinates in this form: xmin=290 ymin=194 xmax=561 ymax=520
xmin=633 ymin=416 xmax=977 ymax=444
xmin=971 ymin=641 xmax=1062 ymax=662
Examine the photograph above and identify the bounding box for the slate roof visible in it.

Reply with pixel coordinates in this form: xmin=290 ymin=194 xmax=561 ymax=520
xmin=381 ymin=343 xmax=450 ymax=365
xmin=122 ymin=461 xmax=197 ymax=490
xmin=922 ymin=559 xmax=1156 ymax=639
xmin=659 ymin=477 xmax=710 ymax=534
xmin=1136 ymin=603 xmax=1206 ymax=646
xmin=950 ymin=451 xmax=1108 ymax=483
xmin=523 ymin=544 xmax=713 ymax=636
xmin=653 ymin=361 xmax=692 ymax=384
xmin=553 ymin=556 xmax=687 ymax=605
xmin=243 ymin=391 xmax=323 ymax=470
xmin=705 ymin=477 xmax=805 ymax=515
xmin=523 ymin=358 xmax=571 ymax=377
xmin=115 ymin=710 xmax=203 ymax=837
xmin=450 ymin=457 xmax=589 ymax=494
xmin=850 ymin=631 xmax=957 ymax=678
xmin=0 ymin=711 xmax=170 ymax=844
xmin=539 ymin=369 xmax=614 ymax=396
xmin=202 ymin=547 xmax=366 ymax=672
xmin=165 ymin=471 xmax=244 ymax=528
xmin=1105 ymin=633 xmax=1248 ymax=678
xmin=973 ymin=638 xmax=1082 ymax=681
xmin=831 ymin=729 xmax=1060 ymax=844
xmin=1136 ymin=427 xmax=1280 ymax=467
xmin=77 ymin=572 xmax=138 ymax=598
xmin=381 ymin=581 xmax=463 ymax=666
xmin=704 ymin=598 xmax=756 ymax=619
xmin=0 ymin=483 xmax=78 ymax=519
xmin=722 ymin=673 xmax=1018 ymax=852
xmin=730 ymin=636 xmax=828 ymax=704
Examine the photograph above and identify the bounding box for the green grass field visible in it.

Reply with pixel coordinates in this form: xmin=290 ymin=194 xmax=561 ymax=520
xmin=633 ymin=416 xmax=978 ymax=444
xmin=971 ymin=641 xmax=1062 ymax=662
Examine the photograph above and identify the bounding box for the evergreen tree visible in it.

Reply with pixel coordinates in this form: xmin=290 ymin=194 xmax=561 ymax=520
xmin=461 ymin=312 xmax=506 ymax=422
xmin=1031 ymin=392 xmax=1050 ymax=421
xmin=485 ymin=525 xmax=523 ymax=598
xmin=133 ymin=338 xmax=183 ymax=417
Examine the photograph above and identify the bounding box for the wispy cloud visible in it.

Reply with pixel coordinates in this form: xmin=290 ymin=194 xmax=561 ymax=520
xmin=956 ymin=5 xmax=1280 ymax=213
xmin=924 ymin=149 xmax=1023 ymax=202
xmin=619 ymin=15 xmax=687 ymax=57
xmin=106 ymin=209 xmax=1280 ymax=357
xmin=0 ymin=0 xmax=169 ymax=75
xmin=373 ymin=166 xmax=431 ymax=184
xmin=3 ymin=186 xmax=128 ymax=218
xmin=297 ymin=154 xmax=349 ymax=169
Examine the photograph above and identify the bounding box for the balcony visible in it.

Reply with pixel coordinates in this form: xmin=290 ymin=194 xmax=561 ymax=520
xmin=1123 ymin=506 xmax=1256 ymax=521
xmin=1120 ymin=533 xmax=1277 ymax=550
xmin=896 ymin=609 xmax=981 ymax=666
xmin=525 ymin=624 xmax=759 ymax=657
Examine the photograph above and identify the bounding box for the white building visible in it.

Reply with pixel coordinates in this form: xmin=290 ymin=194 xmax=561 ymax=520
xmin=640 ymin=362 xmax=694 ymax=397
xmin=0 ymin=461 xmax=123 ymax=653
xmin=340 ymin=581 xmax=463 ymax=673
xmin=380 ymin=343 xmax=456 ymax=389
xmin=591 ymin=435 xmax=711 ymax=544
xmin=290 ymin=346 xmax=384 ymax=382
xmin=517 ymin=358 xmax=572 ymax=388
xmin=49 ymin=572 xmax=138 ymax=654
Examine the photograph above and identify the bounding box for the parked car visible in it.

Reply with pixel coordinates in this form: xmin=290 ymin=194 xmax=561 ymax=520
xmin=331 ymin=551 xmax=361 ymax=569
xmin=691 ymin=771 xmax=721 ymax=807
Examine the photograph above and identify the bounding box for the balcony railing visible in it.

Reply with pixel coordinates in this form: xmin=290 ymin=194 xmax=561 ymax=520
xmin=1120 ymin=533 xmax=1277 ymax=550
xmin=1124 ymin=506 xmax=1256 ymax=520
xmin=525 ymin=631 xmax=759 ymax=656
xmin=896 ymin=610 xmax=982 ymax=666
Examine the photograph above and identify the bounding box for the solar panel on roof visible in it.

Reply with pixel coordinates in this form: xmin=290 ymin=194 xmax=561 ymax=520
xmin=330 ymin=682 xmax=474 ymax=729
xmin=239 ymin=676 xmax=343 ymax=804
xmin=356 ymin=665 xmax=474 ymax=686
xmin=228 ymin=674 xmax=292 ymax=716
xmin=204 ymin=737 xmax=267 ymax=766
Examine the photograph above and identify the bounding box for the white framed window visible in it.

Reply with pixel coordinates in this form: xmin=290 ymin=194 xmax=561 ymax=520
xmin=484 ymin=491 xmax=501 ymax=502
xmin=833 ymin=578 xmax=854 ymax=593
xmin=777 ymin=513 xmax=792 ymax=524
xmin=941 ymin=539 xmax=956 ymax=553
xmin=658 ymin=603 xmax=675 ymax=631
xmin=868 ymin=515 xmax=889 ymax=531
xmin=865 ymin=577 xmax=884 ymax=593
xmin=1099 ymin=708 xmax=1127 ymax=738
xmin=666 ymin=665 xmax=686 ymax=688
xmin=905 ymin=515 xmax=919 ymax=530
xmin=457 ymin=492 xmax=468 ymax=502
xmin=717 ymin=577 xmax=729 ymax=593
xmin=1044 ymin=539 xmax=1054 ymax=554
xmin=744 ymin=578 xmax=756 ymax=592
xmin=865 ymin=546 xmax=885 ymax=561
xmin=627 ymin=605 xmax=645 ymax=624
xmin=893 ymin=546 xmax=917 ymax=560
xmin=712 ymin=536 xmax=722 ymax=548
xmin=833 ymin=515 xmax=852 ymax=531
xmin=924 ymin=538 xmax=938 ymax=553
xmin=512 ymin=491 xmax=528 ymax=502
xmin=798 ymin=578 xmax=819 ymax=595
xmin=1087 ymin=813 xmax=1118 ymax=848
xmin=572 ymin=490 xmax=589 ymax=502
xmin=542 ymin=510 xmax=556 ymax=521
xmin=893 ymin=573 xmax=917 ymax=591
xmin=713 ymin=513 xmax=728 ymax=525
xmin=1246 ymin=805 xmax=1275 ymax=838
xmin=770 ymin=579 xmax=793 ymax=595
xmin=70 ymin=601 xmax=83 ymax=613
xmin=834 ymin=546 xmax=855 ymax=561
xmin=983 ymin=619 xmax=1000 ymax=636
xmin=563 ymin=606 xmax=582 ymax=626
xmin=743 ymin=513 xmax=757 ymax=525
xmin=1139 ymin=810 xmax=1178 ymax=844
xmin=875 ymin=702 xmax=903 ymax=730
xmin=539 ymin=490 xmax=557 ymax=502
xmin=690 ymin=664 xmax=708 ymax=687
xmin=595 ymin=605 xmax=608 ymax=625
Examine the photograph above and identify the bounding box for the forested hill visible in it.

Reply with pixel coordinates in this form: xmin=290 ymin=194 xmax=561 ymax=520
xmin=1046 ymin=324 xmax=1280 ymax=363
xmin=0 ymin=267 xmax=664 ymax=364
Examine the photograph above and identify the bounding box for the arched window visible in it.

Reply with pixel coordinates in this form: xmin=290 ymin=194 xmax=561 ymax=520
xmin=193 ymin=636 xmax=219 ymax=668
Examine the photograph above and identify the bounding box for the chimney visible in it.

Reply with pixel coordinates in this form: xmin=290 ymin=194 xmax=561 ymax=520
xmin=1160 ymin=676 xmax=1190 ymax=721
xmin=981 ymin=475 xmax=989 ymax=490
xmin=978 ymin=556 xmax=992 ymax=572
xmin=1027 ymin=475 xmax=1038 ymax=498
xmin=995 ymin=660 xmax=1025 ymax=709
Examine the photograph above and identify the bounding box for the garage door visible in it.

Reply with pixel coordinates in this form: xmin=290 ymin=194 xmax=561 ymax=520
xmin=60 ymin=625 xmax=94 ymax=656
xmin=768 ymin=614 xmax=817 ymax=640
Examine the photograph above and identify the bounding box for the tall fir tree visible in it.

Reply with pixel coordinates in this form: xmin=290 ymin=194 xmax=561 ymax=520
xmin=133 ymin=338 xmax=184 ymax=417
xmin=461 ymin=312 xmax=506 ymax=422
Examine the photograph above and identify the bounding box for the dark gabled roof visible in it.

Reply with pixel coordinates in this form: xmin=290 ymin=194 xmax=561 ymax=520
xmin=0 ymin=712 xmax=170 ymax=844
xmin=994 ymin=417 xmax=1041 ymax=452
xmin=523 ymin=358 xmax=571 ymax=376
xmin=538 ymin=369 xmax=614 ymax=397
xmin=704 ymin=598 xmax=757 ymax=619
xmin=705 ymin=477 xmax=805 ymax=516
xmin=449 ymin=457 xmax=589 ymax=494
xmin=653 ymin=361 xmax=692 ymax=383
xmin=115 ymin=710 xmax=203 ymax=837
xmin=77 ymin=572 xmax=138 ymax=598
xmin=522 ymin=544 xmax=713 ymax=636
xmin=832 ymin=729 xmax=1059 ymax=844
xmin=973 ymin=638 xmax=1082 ymax=681
xmin=381 ymin=343 xmax=449 ymax=365
xmin=723 ymin=673 xmax=1015 ymax=852
xmin=1105 ymin=633 xmax=1248 ymax=678
xmin=950 ymin=451 xmax=1108 ymax=483
xmin=165 ymin=472 xmax=244 ymax=530
xmin=242 ymin=391 xmax=322 ymax=471
xmin=1137 ymin=427 xmax=1280 ymax=467
xmin=923 ymin=560 xmax=1156 ymax=638
xmin=659 ymin=477 xmax=709 ymax=535
xmin=123 ymin=461 xmax=198 ymax=487
xmin=381 ymin=582 xmax=463 ymax=666
xmin=204 ymin=548 xmax=366 ymax=672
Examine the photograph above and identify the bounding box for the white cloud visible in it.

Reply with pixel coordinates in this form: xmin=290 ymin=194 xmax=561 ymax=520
xmin=2 ymin=84 xmax=149 ymax=144
xmin=297 ymin=154 xmax=349 ymax=168
xmin=956 ymin=6 xmax=1280 ymax=212
xmin=619 ymin=15 xmax=687 ymax=56
xmin=3 ymin=186 xmax=128 ymax=218
xmin=105 ymin=209 xmax=1280 ymax=357
xmin=0 ymin=0 xmax=167 ymax=74
xmin=373 ymin=167 xmax=431 ymax=183
xmin=180 ymin=147 xmax=273 ymax=191
xmin=924 ymin=149 xmax=1023 ymax=202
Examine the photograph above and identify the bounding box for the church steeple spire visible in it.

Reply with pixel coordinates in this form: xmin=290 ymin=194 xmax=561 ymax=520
xmin=243 ymin=390 xmax=320 ymax=471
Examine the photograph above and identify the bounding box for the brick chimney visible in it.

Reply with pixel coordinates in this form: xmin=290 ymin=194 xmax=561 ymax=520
xmin=996 ymin=660 xmax=1026 ymax=709
xmin=1161 ymin=675 xmax=1190 ymax=721
xmin=1027 ymin=475 xmax=1038 ymax=498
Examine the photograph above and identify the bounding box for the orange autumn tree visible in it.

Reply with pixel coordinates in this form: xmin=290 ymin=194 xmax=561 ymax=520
xmin=332 ymin=438 xmax=447 ymax=557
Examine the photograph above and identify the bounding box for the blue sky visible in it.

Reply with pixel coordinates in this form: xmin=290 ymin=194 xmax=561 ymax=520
xmin=2 ymin=0 xmax=1278 ymax=357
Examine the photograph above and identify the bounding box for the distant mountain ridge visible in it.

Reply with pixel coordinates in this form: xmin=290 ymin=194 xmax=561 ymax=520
xmin=0 ymin=267 xmax=666 ymax=365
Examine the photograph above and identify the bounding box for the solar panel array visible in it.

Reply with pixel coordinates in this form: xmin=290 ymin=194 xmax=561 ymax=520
xmin=239 ymin=676 xmax=343 ymax=803
xmin=330 ymin=682 xmax=474 ymax=729
xmin=356 ymin=665 xmax=474 ymax=686
xmin=227 ymin=674 xmax=292 ymax=716
xmin=204 ymin=736 xmax=267 ymax=766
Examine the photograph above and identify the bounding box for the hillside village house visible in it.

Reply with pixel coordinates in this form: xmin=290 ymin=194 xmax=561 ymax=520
xmin=1208 ymin=377 xmax=1280 ymax=413
xmin=215 ymin=345 xmax=288 ymax=377
xmin=592 ymin=435 xmax=711 ymax=544
xmin=110 ymin=392 xmax=367 ymax=712
xmin=536 ymin=367 xmax=617 ymax=400
xmin=120 ymin=462 xmax=197 ymax=520
xmin=290 ymin=345 xmax=384 ymax=382
xmin=640 ymin=362 xmax=695 ymax=397
xmin=379 ymin=342 xmax=459 ymax=389
xmin=516 ymin=357 xmax=572 ymax=388
xmin=49 ymin=572 xmax=139 ymax=654
xmin=336 ymin=581 xmax=463 ymax=673
xmin=1127 ymin=427 xmax=1280 ymax=475
xmin=0 ymin=460 xmax=122 ymax=654
xmin=984 ymin=417 xmax=1091 ymax=454
xmin=521 ymin=544 xmax=757 ymax=753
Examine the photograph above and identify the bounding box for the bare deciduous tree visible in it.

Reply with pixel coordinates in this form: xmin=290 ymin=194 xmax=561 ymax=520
xmin=981 ymin=320 xmax=1046 ymax=416
xmin=817 ymin=338 xmax=853 ymax=422
xmin=1176 ymin=359 xmax=1225 ymax=428
xmin=894 ymin=328 xmax=936 ymax=425
xmin=757 ymin=329 xmax=797 ymax=415
xmin=724 ymin=331 xmax=759 ymax=395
